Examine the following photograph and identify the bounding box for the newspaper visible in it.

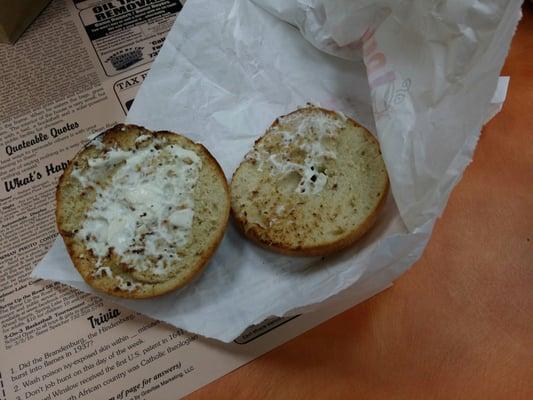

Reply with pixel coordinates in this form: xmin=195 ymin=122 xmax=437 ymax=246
xmin=0 ymin=1 xmax=396 ymax=399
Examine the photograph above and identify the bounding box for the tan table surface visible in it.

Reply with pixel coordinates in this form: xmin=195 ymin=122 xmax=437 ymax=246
xmin=186 ymin=4 xmax=533 ymax=400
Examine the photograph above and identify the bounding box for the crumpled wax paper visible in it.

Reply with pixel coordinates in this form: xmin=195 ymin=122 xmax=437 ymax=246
xmin=33 ymin=0 xmax=519 ymax=342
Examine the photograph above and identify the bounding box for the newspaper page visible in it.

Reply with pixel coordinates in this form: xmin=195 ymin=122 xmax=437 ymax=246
xmin=0 ymin=1 xmax=385 ymax=399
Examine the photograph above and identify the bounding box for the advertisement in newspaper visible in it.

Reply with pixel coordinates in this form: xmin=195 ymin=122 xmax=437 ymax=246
xmin=78 ymin=0 xmax=182 ymax=76
xmin=0 ymin=1 xmax=363 ymax=399
xmin=113 ymin=70 xmax=150 ymax=113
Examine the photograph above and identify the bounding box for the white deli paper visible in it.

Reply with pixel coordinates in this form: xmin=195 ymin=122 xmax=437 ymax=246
xmin=33 ymin=0 xmax=520 ymax=342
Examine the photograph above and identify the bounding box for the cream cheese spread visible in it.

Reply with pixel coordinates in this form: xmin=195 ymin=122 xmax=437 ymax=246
xmin=73 ymin=137 xmax=202 ymax=282
xmin=250 ymin=109 xmax=343 ymax=195
xmin=92 ymin=266 xmax=112 ymax=278
xmin=116 ymin=275 xmax=141 ymax=292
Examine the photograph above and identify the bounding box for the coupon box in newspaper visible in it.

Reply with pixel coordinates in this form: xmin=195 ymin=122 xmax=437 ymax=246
xmin=34 ymin=0 xmax=521 ymax=342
